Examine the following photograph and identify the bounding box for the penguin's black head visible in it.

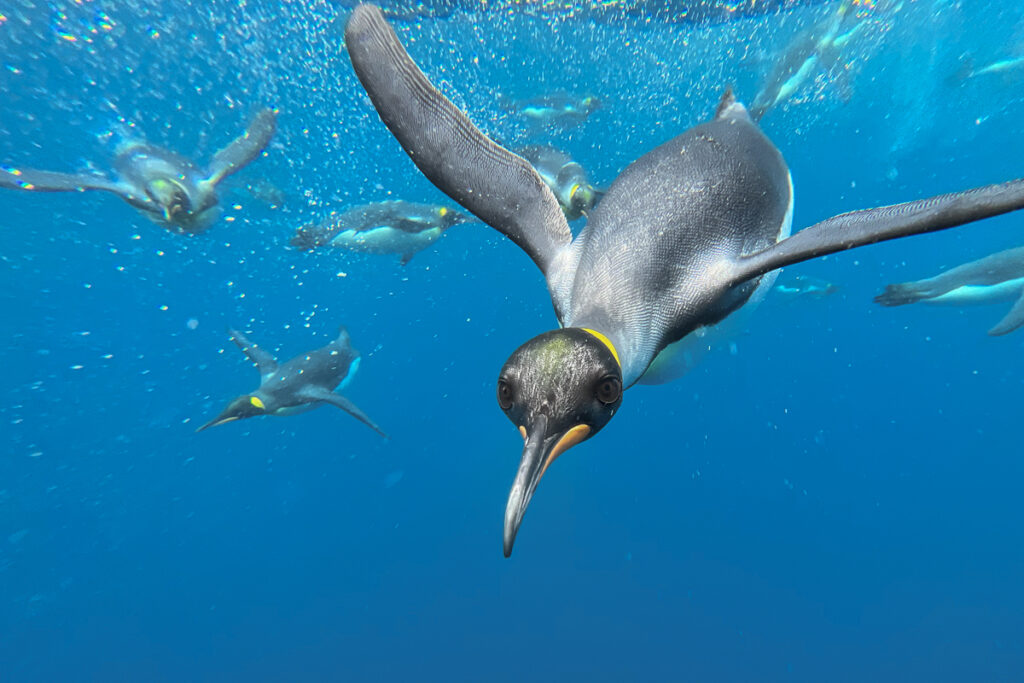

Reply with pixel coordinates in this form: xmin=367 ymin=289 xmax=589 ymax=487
xmin=497 ymin=327 xmax=623 ymax=557
xmin=568 ymin=182 xmax=599 ymax=217
xmin=196 ymin=394 xmax=267 ymax=432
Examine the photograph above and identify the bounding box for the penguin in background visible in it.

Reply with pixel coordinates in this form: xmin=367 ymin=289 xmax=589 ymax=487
xmin=345 ymin=5 xmax=1024 ymax=556
xmin=198 ymin=327 xmax=387 ymax=437
xmin=0 ymin=108 xmax=277 ymax=234
xmin=291 ymin=199 xmax=469 ymax=265
xmin=519 ymin=145 xmax=605 ymax=221
xmin=749 ymin=0 xmax=868 ymax=121
xmin=875 ymin=245 xmax=1024 ymax=336
xmin=500 ymin=91 xmax=602 ymax=131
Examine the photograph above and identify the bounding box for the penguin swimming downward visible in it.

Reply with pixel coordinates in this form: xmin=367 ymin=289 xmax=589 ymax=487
xmin=291 ymin=199 xmax=468 ymax=265
xmin=198 ymin=326 xmax=386 ymax=437
xmin=0 ymin=109 xmax=276 ymax=234
xmin=875 ymin=245 xmax=1024 ymax=336
xmin=344 ymin=4 xmax=1024 ymax=556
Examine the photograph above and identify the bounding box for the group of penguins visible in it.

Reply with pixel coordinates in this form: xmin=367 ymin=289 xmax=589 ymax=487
xmin=3 ymin=3 xmax=1024 ymax=556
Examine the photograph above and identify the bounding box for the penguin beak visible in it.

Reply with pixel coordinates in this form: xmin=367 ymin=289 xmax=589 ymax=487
xmin=503 ymin=415 xmax=591 ymax=558
xmin=195 ymin=414 xmax=239 ymax=433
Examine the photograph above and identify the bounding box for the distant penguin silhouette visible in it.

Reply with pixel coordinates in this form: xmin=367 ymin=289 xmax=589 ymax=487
xmin=0 ymin=109 xmax=277 ymax=234
xmin=291 ymin=199 xmax=468 ymax=265
xmin=502 ymin=91 xmax=601 ymax=130
xmin=519 ymin=145 xmax=604 ymax=220
xmin=773 ymin=274 xmax=840 ymax=299
xmin=749 ymin=0 xmax=866 ymax=121
xmin=346 ymin=4 xmax=1024 ymax=556
xmin=198 ymin=326 xmax=386 ymax=437
xmin=875 ymin=245 xmax=1024 ymax=335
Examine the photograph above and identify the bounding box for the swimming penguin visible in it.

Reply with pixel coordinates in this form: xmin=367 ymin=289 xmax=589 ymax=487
xmin=875 ymin=245 xmax=1024 ymax=335
xmin=0 ymin=109 xmax=277 ymax=234
xmin=502 ymin=91 xmax=602 ymax=130
xmin=952 ymin=53 xmax=1024 ymax=84
xmin=773 ymin=274 xmax=840 ymax=299
xmin=749 ymin=0 xmax=866 ymax=121
xmin=291 ymin=200 xmax=468 ymax=265
xmin=518 ymin=145 xmax=605 ymax=221
xmin=345 ymin=4 xmax=1024 ymax=556
xmin=197 ymin=326 xmax=386 ymax=436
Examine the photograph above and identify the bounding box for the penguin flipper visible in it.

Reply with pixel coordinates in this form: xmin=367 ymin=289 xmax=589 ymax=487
xmin=988 ymin=291 xmax=1024 ymax=336
xmin=205 ymin=108 xmax=277 ymax=186
xmin=344 ymin=5 xmax=571 ymax=276
xmin=304 ymin=387 xmax=388 ymax=439
xmin=729 ymin=178 xmax=1024 ymax=286
xmin=0 ymin=167 xmax=132 ymax=198
xmin=228 ymin=329 xmax=278 ymax=375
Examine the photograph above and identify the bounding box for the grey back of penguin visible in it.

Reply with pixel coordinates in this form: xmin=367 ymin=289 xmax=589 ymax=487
xmin=564 ymin=99 xmax=791 ymax=383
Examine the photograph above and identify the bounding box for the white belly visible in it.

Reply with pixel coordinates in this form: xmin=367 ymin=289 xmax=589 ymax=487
xmin=329 ymin=226 xmax=442 ymax=256
xmin=925 ymin=277 xmax=1024 ymax=306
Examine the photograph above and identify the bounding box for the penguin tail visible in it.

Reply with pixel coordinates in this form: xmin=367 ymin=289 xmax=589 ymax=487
xmin=714 ymin=86 xmax=736 ymax=119
xmin=873 ymin=283 xmax=929 ymax=307
xmin=336 ymin=325 xmax=351 ymax=345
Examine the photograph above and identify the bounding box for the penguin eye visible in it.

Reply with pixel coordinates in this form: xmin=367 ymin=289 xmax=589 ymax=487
xmin=595 ymin=376 xmax=621 ymax=405
xmin=496 ymin=379 xmax=515 ymax=411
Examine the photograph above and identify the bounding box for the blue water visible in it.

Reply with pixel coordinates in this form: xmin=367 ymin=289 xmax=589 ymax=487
xmin=2 ymin=1 xmax=1024 ymax=680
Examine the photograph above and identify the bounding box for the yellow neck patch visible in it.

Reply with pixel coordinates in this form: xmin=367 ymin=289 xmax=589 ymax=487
xmin=249 ymin=396 xmax=265 ymax=409
xmin=581 ymin=328 xmax=620 ymax=369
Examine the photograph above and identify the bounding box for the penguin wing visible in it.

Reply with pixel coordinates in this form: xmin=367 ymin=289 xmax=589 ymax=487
xmin=0 ymin=167 xmax=146 ymax=205
xmin=989 ymin=290 xmax=1024 ymax=336
xmin=301 ymin=386 xmax=388 ymax=439
xmin=204 ymin=108 xmax=277 ymax=186
xmin=729 ymin=178 xmax=1024 ymax=286
xmin=344 ymin=5 xmax=571 ymax=276
xmin=228 ymin=329 xmax=279 ymax=376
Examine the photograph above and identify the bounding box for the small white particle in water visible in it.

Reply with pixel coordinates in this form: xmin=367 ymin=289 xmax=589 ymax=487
xmin=160 ymin=305 xmax=169 ymax=311
xmin=186 ymin=318 xmax=199 ymax=330
xmin=70 ymin=365 xmax=83 ymax=370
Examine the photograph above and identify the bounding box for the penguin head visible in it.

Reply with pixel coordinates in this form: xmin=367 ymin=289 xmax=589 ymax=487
xmin=580 ymin=94 xmax=602 ymax=112
xmin=436 ymin=205 xmax=469 ymax=229
xmin=568 ymin=182 xmax=598 ymax=217
xmin=496 ymin=327 xmax=623 ymax=557
xmin=145 ymin=177 xmax=192 ymax=223
xmin=196 ymin=394 xmax=268 ymax=432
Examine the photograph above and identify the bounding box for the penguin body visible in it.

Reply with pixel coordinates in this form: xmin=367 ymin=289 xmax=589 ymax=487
xmin=505 ymin=92 xmax=601 ymax=129
xmin=750 ymin=1 xmax=865 ymax=120
xmin=291 ymin=200 xmax=467 ymax=264
xmin=198 ymin=327 xmax=386 ymax=437
xmin=0 ymin=109 xmax=276 ymax=234
xmin=773 ymin=274 xmax=840 ymax=299
xmin=519 ymin=145 xmax=604 ymax=220
xmin=345 ymin=4 xmax=1024 ymax=555
xmin=875 ymin=245 xmax=1024 ymax=336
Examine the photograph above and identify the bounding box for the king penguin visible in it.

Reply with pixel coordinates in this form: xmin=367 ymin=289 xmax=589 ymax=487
xmin=875 ymin=245 xmax=1024 ymax=335
xmin=344 ymin=4 xmax=1024 ymax=556
xmin=198 ymin=326 xmax=386 ymax=437
xmin=0 ymin=109 xmax=277 ymax=234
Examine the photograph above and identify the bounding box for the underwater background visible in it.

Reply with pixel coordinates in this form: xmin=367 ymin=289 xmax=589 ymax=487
xmin=2 ymin=0 xmax=1024 ymax=680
